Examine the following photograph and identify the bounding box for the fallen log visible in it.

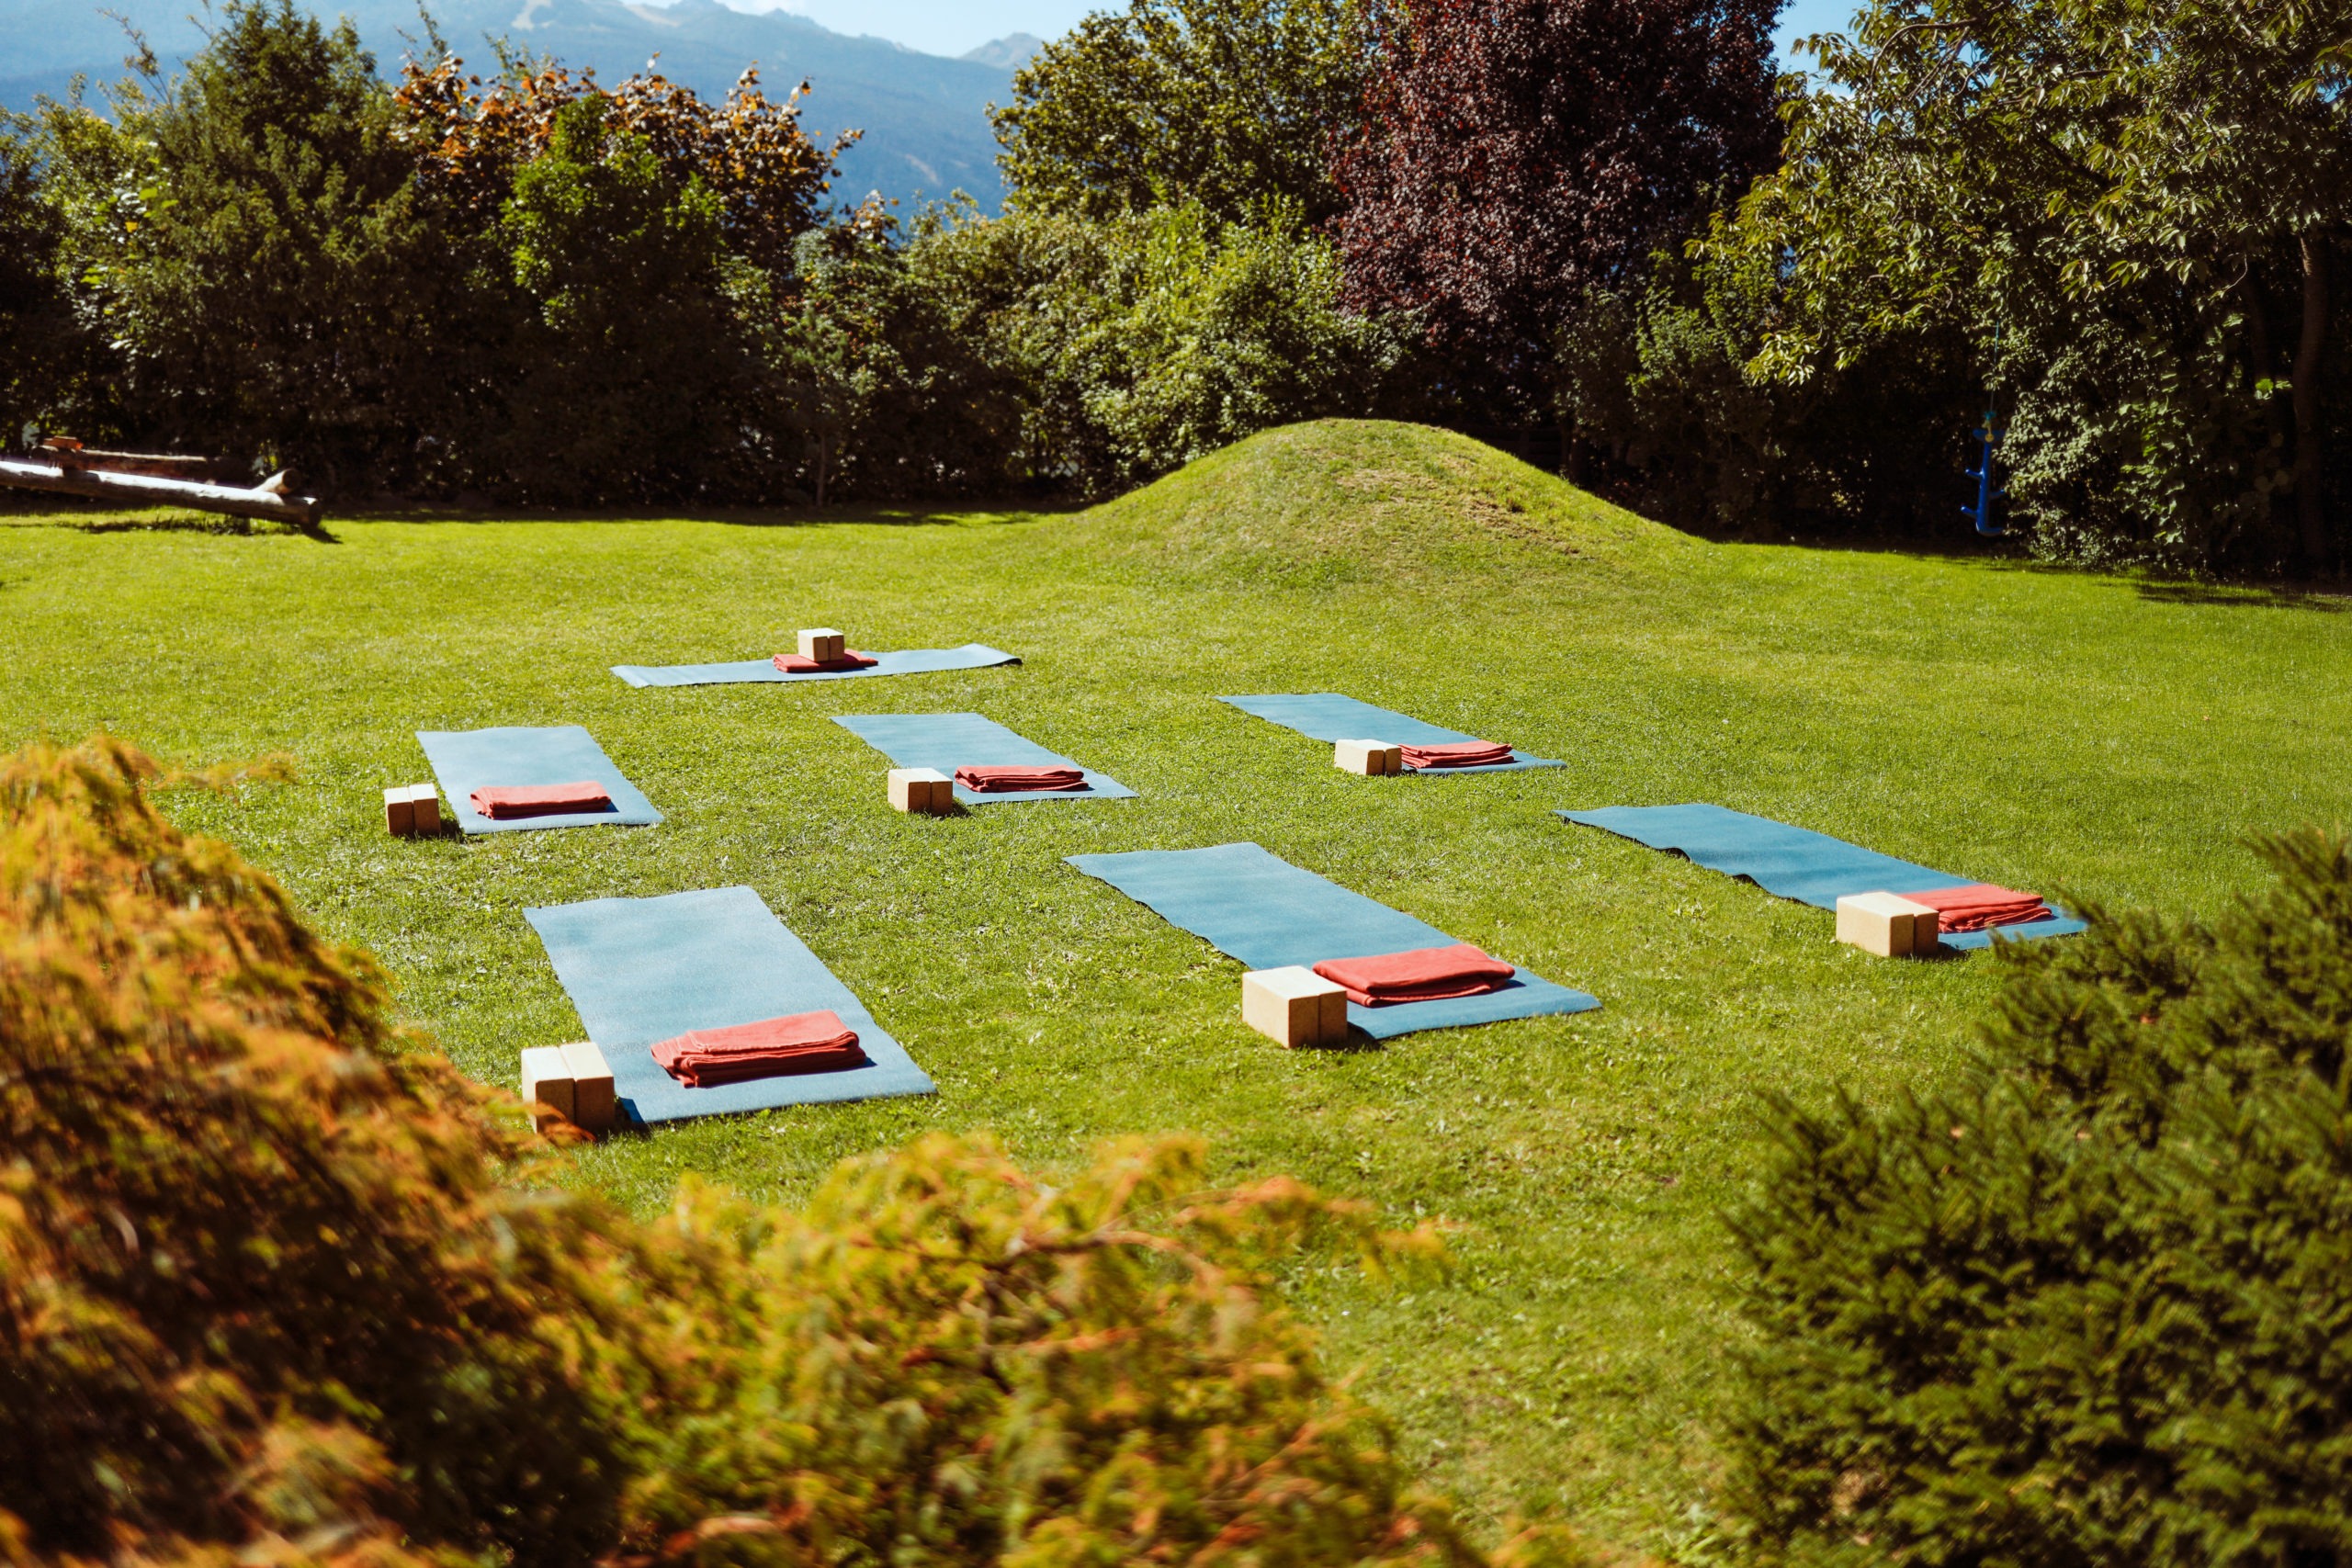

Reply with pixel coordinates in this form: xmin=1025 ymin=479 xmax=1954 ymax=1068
xmin=0 ymin=457 xmax=324 ymax=526
xmin=39 ymin=441 xmax=242 ymax=484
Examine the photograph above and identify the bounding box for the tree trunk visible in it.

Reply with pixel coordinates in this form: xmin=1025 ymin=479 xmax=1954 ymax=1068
xmin=2296 ymin=231 xmax=2329 ymax=568
xmin=0 ymin=457 xmax=322 ymax=525
xmin=814 ymin=436 xmax=830 ymax=510
xmin=1558 ymin=411 xmax=1580 ymax=486
xmin=2246 ymin=269 xmax=2273 ymax=387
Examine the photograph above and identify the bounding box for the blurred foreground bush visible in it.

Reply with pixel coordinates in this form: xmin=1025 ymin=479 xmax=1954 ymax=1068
xmin=0 ymin=737 xmax=1508 ymax=1568
xmin=1729 ymin=829 xmax=2352 ymax=1567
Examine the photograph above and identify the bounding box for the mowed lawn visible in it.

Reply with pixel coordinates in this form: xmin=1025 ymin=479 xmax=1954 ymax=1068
xmin=3 ymin=419 xmax=2345 ymax=1551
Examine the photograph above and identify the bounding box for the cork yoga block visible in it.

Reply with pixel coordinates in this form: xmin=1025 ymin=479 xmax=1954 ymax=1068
xmin=797 ymin=627 xmax=846 ymax=662
xmin=519 ymin=1045 xmax=575 ymax=1133
xmin=1332 ymin=739 xmax=1400 ymax=776
xmin=559 ymin=1040 xmax=616 ymax=1131
xmin=888 ymin=767 xmax=954 ymax=813
xmin=385 ymin=784 xmax=442 ymax=838
xmin=1241 ymin=965 xmax=1350 ymax=1047
xmin=1835 ymin=891 xmax=1942 ymax=957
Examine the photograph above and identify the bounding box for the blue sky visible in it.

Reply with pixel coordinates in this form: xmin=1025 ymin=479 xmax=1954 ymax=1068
xmin=738 ymin=0 xmax=1861 ymax=65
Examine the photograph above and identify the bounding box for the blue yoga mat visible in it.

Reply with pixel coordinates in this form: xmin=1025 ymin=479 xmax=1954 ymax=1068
xmin=1067 ymin=841 xmax=1600 ymax=1040
xmin=1559 ymin=804 xmax=2087 ymax=950
xmin=613 ymin=644 xmax=1021 ymax=688
xmin=525 ymin=886 xmax=933 ymax=1126
xmin=833 ymin=713 xmax=1135 ymax=805
xmin=417 ymin=726 xmax=663 ymax=835
xmin=1219 ymin=694 xmax=1563 ymax=774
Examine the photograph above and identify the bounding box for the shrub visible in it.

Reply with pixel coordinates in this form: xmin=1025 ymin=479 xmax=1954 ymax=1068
xmin=0 ymin=736 xmax=627 ymax=1565
xmin=617 ymin=1138 xmax=1473 ymax=1568
xmin=1726 ymin=829 xmax=2352 ymax=1568
xmin=1555 ymin=256 xmax=1977 ymax=540
xmin=0 ymin=736 xmax=1499 ymax=1568
xmin=919 ymin=202 xmax=1402 ymax=495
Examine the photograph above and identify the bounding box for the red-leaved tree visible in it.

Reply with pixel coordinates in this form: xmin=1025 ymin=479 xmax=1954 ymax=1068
xmin=1336 ymin=0 xmax=1783 ymax=457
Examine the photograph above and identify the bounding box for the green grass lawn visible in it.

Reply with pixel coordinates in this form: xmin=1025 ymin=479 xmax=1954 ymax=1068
xmin=4 ymin=418 xmax=2346 ymax=1554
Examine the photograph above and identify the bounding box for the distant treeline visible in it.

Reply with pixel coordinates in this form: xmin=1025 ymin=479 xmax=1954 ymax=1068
xmin=4 ymin=0 xmax=2351 ymax=573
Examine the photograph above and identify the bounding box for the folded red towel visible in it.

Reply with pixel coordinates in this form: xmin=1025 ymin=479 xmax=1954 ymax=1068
xmin=650 ymin=1009 xmax=870 ymax=1087
xmin=469 ymin=781 xmax=615 ymax=818
xmin=1892 ymin=883 xmax=2053 ymax=933
xmin=1399 ymin=740 xmax=1515 ymax=769
xmin=772 ymin=649 xmax=882 ymax=673
xmin=953 ymin=765 xmax=1087 ymax=793
xmin=1311 ymin=942 xmax=1518 ymax=1007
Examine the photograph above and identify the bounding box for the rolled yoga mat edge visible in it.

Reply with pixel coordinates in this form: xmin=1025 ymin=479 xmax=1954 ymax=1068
xmin=1559 ymin=803 xmax=2087 ymax=948
xmin=524 ymin=885 xmax=933 ymax=1125
xmin=1067 ymin=840 xmax=1600 ymax=1039
xmin=613 ymin=644 xmax=1022 ymax=688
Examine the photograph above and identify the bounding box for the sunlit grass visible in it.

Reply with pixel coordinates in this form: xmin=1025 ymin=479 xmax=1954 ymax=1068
xmin=6 ymin=418 xmax=2347 ymax=1552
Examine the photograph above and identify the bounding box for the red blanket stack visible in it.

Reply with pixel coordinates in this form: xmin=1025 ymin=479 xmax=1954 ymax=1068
xmin=1892 ymin=883 xmax=2053 ymax=932
xmin=772 ymin=649 xmax=882 ymax=673
xmin=469 ymin=781 xmax=614 ymax=818
xmin=1312 ymin=942 xmax=1517 ymax=1006
xmin=650 ymin=1010 xmax=870 ymax=1087
xmin=1398 ymin=740 xmax=1515 ymax=769
xmin=953 ymin=765 xmax=1087 ymax=793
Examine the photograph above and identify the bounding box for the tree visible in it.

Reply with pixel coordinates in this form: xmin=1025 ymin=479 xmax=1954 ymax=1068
xmin=1727 ymin=828 xmax=2352 ymax=1568
xmin=1714 ymin=0 xmax=2352 ymax=571
xmin=36 ymin=0 xmax=443 ymax=485
xmin=487 ymin=94 xmax=749 ymax=502
xmin=393 ymin=54 xmax=851 ymax=502
xmin=1335 ymin=0 xmax=1782 ymax=458
xmin=0 ymin=115 xmax=83 ymax=447
xmin=910 ymin=201 xmax=1403 ymax=494
xmin=993 ymin=0 xmax=1368 ymax=227
xmin=393 ymin=53 xmax=845 ymax=278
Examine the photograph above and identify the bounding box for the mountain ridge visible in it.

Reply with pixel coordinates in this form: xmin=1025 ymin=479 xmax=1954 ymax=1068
xmin=0 ymin=0 xmax=1021 ymax=211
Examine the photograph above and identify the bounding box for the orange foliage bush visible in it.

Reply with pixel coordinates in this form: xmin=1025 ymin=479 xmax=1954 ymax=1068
xmin=0 ymin=739 xmax=1575 ymax=1568
xmin=391 ymin=55 xmax=846 ymax=274
xmin=0 ymin=737 xmax=630 ymax=1566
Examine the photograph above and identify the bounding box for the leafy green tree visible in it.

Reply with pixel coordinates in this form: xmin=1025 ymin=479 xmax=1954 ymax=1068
xmin=1554 ymin=252 xmax=1977 ymax=538
xmin=36 ymin=0 xmax=445 ymax=486
xmin=922 ymin=201 xmax=1402 ymax=493
xmin=1715 ymin=0 xmax=2352 ymax=571
xmin=993 ymin=0 xmax=1366 ymax=227
xmin=0 ymin=115 xmax=84 ymax=448
xmin=1728 ymin=828 xmax=2352 ymax=1567
xmin=1336 ymin=0 xmax=1784 ymax=453
xmin=1049 ymin=201 xmax=1403 ymax=488
xmin=490 ymin=94 xmax=748 ymax=502
xmin=728 ymin=205 xmax=1032 ymax=505
xmin=389 ymin=52 xmax=851 ymax=502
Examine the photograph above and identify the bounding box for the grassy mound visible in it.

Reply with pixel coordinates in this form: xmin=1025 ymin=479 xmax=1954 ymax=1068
xmin=1063 ymin=419 xmax=1688 ymax=590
